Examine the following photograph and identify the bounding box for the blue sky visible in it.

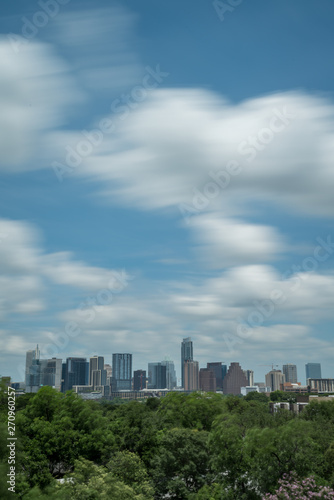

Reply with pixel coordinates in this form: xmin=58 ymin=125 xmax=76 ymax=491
xmin=0 ymin=0 xmax=334 ymax=385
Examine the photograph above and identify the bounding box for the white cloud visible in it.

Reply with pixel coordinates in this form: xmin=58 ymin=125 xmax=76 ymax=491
xmin=189 ymin=213 xmax=286 ymax=267
xmin=78 ymin=89 xmax=334 ymax=218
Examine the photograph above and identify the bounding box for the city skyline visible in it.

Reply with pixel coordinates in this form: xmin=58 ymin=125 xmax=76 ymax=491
xmin=1 ymin=1 xmax=334 ymax=384
xmin=19 ymin=342 xmax=330 ymax=389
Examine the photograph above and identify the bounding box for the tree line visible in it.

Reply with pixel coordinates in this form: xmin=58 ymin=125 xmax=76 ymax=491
xmin=1 ymin=385 xmax=334 ymax=499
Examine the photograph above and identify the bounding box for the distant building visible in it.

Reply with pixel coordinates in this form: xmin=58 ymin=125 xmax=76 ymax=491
xmin=134 ymin=370 xmax=146 ymax=391
xmin=307 ymin=379 xmax=334 ymax=392
xmin=89 ymin=356 xmax=107 ymax=389
xmin=207 ymin=362 xmax=223 ymax=390
xmin=199 ymin=368 xmax=216 ymax=392
xmin=243 ymin=369 xmax=254 ymax=387
xmin=26 ymin=355 xmax=62 ymax=392
xmin=148 ymin=362 xmax=167 ymax=389
xmin=305 ymin=363 xmax=322 ymax=380
xmin=112 ymin=354 xmax=132 ymax=391
xmin=223 ymin=362 xmax=248 ymax=395
xmin=283 ymin=364 xmax=298 ymax=383
xmin=161 ymin=360 xmax=177 ymax=389
xmin=25 ymin=345 xmax=40 ymax=389
xmin=181 ymin=337 xmax=193 ymax=389
xmin=265 ymin=370 xmax=285 ymax=392
xmin=222 ymin=364 xmax=227 ymax=382
xmin=184 ymin=360 xmax=199 ymax=391
xmin=241 ymin=386 xmax=259 ymax=396
xmin=62 ymin=357 xmax=88 ymax=392
xmin=104 ymin=364 xmax=112 ymax=386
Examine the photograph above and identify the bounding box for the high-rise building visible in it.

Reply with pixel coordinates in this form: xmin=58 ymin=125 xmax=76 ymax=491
xmin=62 ymin=357 xmax=88 ymax=392
xmin=223 ymin=362 xmax=248 ymax=395
xmin=181 ymin=337 xmax=193 ymax=388
xmin=25 ymin=345 xmax=40 ymax=388
xmin=265 ymin=370 xmax=285 ymax=392
xmin=40 ymin=358 xmax=62 ymax=390
xmin=89 ymin=356 xmax=107 ymax=389
xmin=112 ymin=354 xmax=132 ymax=391
xmin=161 ymin=360 xmax=177 ymax=389
xmin=199 ymin=368 xmax=216 ymax=392
xmin=184 ymin=360 xmax=199 ymax=391
xmin=134 ymin=370 xmax=146 ymax=391
xmin=222 ymin=364 xmax=227 ymax=383
xmin=305 ymin=363 xmax=322 ymax=380
xmin=26 ymin=354 xmax=62 ymax=392
xmin=243 ymin=369 xmax=254 ymax=387
xmin=104 ymin=364 xmax=112 ymax=386
xmin=207 ymin=362 xmax=223 ymax=390
xmin=148 ymin=362 xmax=167 ymax=389
xmin=283 ymin=364 xmax=298 ymax=383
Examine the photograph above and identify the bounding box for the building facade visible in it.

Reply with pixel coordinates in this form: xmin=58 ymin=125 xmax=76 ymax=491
xmin=89 ymin=356 xmax=106 ymax=389
xmin=305 ymin=363 xmax=322 ymax=380
xmin=148 ymin=362 xmax=167 ymax=389
xmin=161 ymin=360 xmax=177 ymax=389
xmin=112 ymin=353 xmax=132 ymax=391
xmin=134 ymin=370 xmax=146 ymax=391
xmin=184 ymin=360 xmax=199 ymax=391
xmin=62 ymin=357 xmax=88 ymax=392
xmin=199 ymin=368 xmax=216 ymax=392
xmin=265 ymin=370 xmax=285 ymax=392
xmin=207 ymin=362 xmax=223 ymax=390
xmin=181 ymin=337 xmax=193 ymax=389
xmin=283 ymin=364 xmax=298 ymax=383
xmin=222 ymin=362 xmax=248 ymax=395
xmin=307 ymin=379 xmax=334 ymax=392
xmin=243 ymin=369 xmax=254 ymax=387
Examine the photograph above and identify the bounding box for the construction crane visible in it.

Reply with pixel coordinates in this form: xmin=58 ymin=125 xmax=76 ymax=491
xmin=258 ymin=364 xmax=279 ymax=370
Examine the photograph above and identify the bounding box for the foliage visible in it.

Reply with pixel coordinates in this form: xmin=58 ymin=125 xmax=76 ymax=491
xmin=263 ymin=472 xmax=334 ymax=499
xmin=1 ymin=386 xmax=334 ymax=498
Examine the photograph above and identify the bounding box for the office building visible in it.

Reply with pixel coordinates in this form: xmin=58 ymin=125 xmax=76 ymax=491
xmin=25 ymin=344 xmax=40 ymax=388
xmin=89 ymin=356 xmax=106 ymax=388
xmin=112 ymin=353 xmax=132 ymax=391
xmin=283 ymin=364 xmax=298 ymax=383
xmin=62 ymin=357 xmax=88 ymax=392
xmin=26 ymin=355 xmax=62 ymax=392
xmin=181 ymin=337 xmax=193 ymax=389
xmin=241 ymin=386 xmax=260 ymax=396
xmin=307 ymin=379 xmax=334 ymax=392
xmin=104 ymin=364 xmax=112 ymax=386
xmin=148 ymin=362 xmax=167 ymax=389
xmin=184 ymin=360 xmax=199 ymax=391
xmin=223 ymin=362 xmax=248 ymax=395
xmin=305 ymin=363 xmax=322 ymax=380
xmin=222 ymin=364 xmax=227 ymax=383
xmin=207 ymin=362 xmax=223 ymax=390
xmin=199 ymin=368 xmax=216 ymax=392
xmin=244 ymin=369 xmax=254 ymax=387
xmin=161 ymin=360 xmax=177 ymax=389
xmin=265 ymin=370 xmax=285 ymax=392
xmin=134 ymin=370 xmax=146 ymax=391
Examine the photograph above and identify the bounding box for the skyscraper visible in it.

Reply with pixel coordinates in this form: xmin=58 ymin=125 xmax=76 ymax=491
xmin=134 ymin=370 xmax=146 ymax=391
xmin=148 ymin=362 xmax=167 ymax=389
xmin=305 ymin=363 xmax=322 ymax=380
xmin=244 ymin=369 xmax=254 ymax=387
xmin=222 ymin=362 xmax=248 ymax=395
xmin=181 ymin=337 xmax=193 ymax=388
xmin=89 ymin=356 xmax=107 ymax=389
xmin=62 ymin=357 xmax=88 ymax=392
xmin=161 ymin=360 xmax=177 ymax=389
xmin=207 ymin=362 xmax=223 ymax=390
xmin=283 ymin=364 xmax=298 ymax=383
xmin=25 ymin=344 xmax=40 ymax=387
xmin=199 ymin=368 xmax=216 ymax=392
xmin=112 ymin=353 xmax=132 ymax=391
xmin=184 ymin=360 xmax=199 ymax=391
xmin=265 ymin=370 xmax=285 ymax=392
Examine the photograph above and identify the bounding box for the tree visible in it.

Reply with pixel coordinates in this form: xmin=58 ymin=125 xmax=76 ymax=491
xmin=151 ymin=428 xmax=212 ymax=499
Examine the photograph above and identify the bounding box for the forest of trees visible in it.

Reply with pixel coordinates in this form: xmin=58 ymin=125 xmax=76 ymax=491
xmin=1 ymin=385 xmax=334 ymax=499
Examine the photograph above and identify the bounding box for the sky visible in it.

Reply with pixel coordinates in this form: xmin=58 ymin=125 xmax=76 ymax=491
xmin=0 ymin=0 xmax=334 ymax=386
